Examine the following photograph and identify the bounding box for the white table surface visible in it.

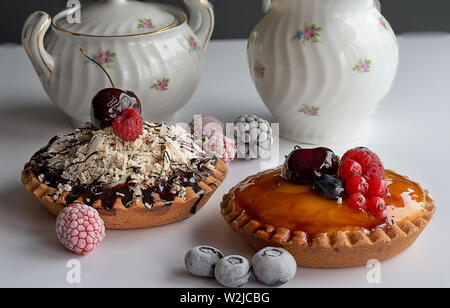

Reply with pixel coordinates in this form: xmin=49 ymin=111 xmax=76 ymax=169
xmin=1 ymin=34 xmax=450 ymax=288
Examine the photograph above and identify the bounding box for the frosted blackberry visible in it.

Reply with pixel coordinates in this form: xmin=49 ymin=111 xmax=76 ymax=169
xmin=252 ymin=247 xmax=297 ymax=286
xmin=185 ymin=246 xmax=224 ymax=277
xmin=234 ymin=115 xmax=273 ymax=160
xmin=214 ymin=255 xmax=251 ymax=288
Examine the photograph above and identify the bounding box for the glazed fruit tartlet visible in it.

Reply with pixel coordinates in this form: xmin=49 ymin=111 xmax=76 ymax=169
xmin=22 ymin=122 xmax=227 ymax=229
xmin=221 ymin=147 xmax=435 ymax=268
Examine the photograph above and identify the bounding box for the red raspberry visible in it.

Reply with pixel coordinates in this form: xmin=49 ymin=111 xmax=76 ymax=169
xmin=345 ymin=175 xmax=369 ymax=195
xmin=113 ymin=108 xmax=143 ymax=141
xmin=339 ymin=159 xmax=363 ymax=180
xmin=367 ymin=197 xmax=387 ymax=219
xmin=204 ymin=134 xmax=236 ymax=164
xmin=368 ymin=177 xmax=388 ymax=198
xmin=56 ymin=204 xmax=105 ymax=255
xmin=189 ymin=115 xmax=224 ymax=139
xmin=341 ymin=148 xmax=384 ymax=180
xmin=347 ymin=193 xmax=367 ymax=211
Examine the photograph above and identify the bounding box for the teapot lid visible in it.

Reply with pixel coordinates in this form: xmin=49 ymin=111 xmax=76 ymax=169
xmin=53 ymin=0 xmax=185 ymax=37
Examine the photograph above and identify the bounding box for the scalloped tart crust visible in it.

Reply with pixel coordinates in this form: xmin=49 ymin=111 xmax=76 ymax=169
xmin=220 ymin=168 xmax=435 ymax=268
xmin=23 ymin=159 xmax=228 ymax=230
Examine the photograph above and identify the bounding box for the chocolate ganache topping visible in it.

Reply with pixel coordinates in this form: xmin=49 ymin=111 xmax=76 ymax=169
xmin=26 ymin=122 xmax=218 ymax=212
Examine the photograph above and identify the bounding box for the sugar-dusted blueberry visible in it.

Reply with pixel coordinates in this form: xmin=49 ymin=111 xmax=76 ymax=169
xmin=282 ymin=147 xmax=339 ymax=185
xmin=312 ymin=174 xmax=346 ymax=200
xmin=185 ymin=246 xmax=224 ymax=277
xmin=214 ymin=255 xmax=251 ymax=288
xmin=252 ymin=247 xmax=297 ymax=287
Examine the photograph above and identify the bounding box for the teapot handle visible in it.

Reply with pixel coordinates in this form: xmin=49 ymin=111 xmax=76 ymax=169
xmin=263 ymin=0 xmax=271 ymax=13
xmin=184 ymin=0 xmax=215 ymax=52
xmin=22 ymin=11 xmax=55 ymax=85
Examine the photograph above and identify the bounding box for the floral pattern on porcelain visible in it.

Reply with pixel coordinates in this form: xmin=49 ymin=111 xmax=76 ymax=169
xmin=378 ymin=16 xmax=390 ymax=31
xmin=151 ymin=78 xmax=170 ymax=91
xmin=254 ymin=63 xmax=265 ymax=78
xmin=299 ymin=105 xmax=319 ymax=116
xmin=187 ymin=36 xmax=200 ymax=53
xmin=353 ymin=59 xmax=371 ymax=73
xmin=292 ymin=23 xmax=322 ymax=45
xmin=90 ymin=49 xmax=116 ymax=69
xmin=138 ymin=18 xmax=155 ymax=29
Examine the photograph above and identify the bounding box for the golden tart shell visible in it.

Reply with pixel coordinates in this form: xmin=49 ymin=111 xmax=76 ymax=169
xmin=22 ymin=159 xmax=228 ymax=230
xmin=220 ymin=170 xmax=435 ymax=268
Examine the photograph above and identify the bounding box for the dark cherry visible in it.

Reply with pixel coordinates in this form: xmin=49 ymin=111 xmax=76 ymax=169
xmin=282 ymin=147 xmax=339 ymax=185
xmin=91 ymin=88 xmax=141 ymax=129
xmin=77 ymin=46 xmax=142 ymax=129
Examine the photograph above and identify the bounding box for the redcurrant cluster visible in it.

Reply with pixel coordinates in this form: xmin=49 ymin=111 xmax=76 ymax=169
xmin=339 ymin=148 xmax=387 ymax=219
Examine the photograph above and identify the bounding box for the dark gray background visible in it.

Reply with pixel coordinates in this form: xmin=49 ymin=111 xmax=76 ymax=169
xmin=1 ymin=0 xmax=450 ymax=44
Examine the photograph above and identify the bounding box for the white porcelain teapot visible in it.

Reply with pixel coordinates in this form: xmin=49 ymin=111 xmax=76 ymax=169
xmin=249 ymin=0 xmax=398 ymax=143
xmin=22 ymin=0 xmax=214 ymax=126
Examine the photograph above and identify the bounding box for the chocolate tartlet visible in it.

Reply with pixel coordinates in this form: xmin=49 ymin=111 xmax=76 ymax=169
xmin=22 ymin=122 xmax=228 ymax=229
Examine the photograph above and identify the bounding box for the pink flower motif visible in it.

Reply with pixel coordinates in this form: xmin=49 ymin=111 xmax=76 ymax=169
xmin=292 ymin=23 xmax=322 ymax=44
xmin=138 ymin=18 xmax=154 ymax=29
xmin=255 ymin=63 xmax=265 ymax=78
xmin=360 ymin=63 xmax=369 ymax=72
xmin=353 ymin=59 xmax=371 ymax=73
xmin=88 ymin=49 xmax=116 ymax=69
xmin=306 ymin=108 xmax=317 ymax=116
xmin=142 ymin=21 xmax=152 ymax=28
xmin=157 ymin=81 xmax=167 ymax=90
xmin=378 ymin=17 xmax=389 ymax=30
xmin=151 ymin=78 xmax=170 ymax=91
xmin=303 ymin=27 xmax=316 ymax=39
xmin=187 ymin=36 xmax=199 ymax=52
xmin=97 ymin=52 xmax=110 ymax=64
xmin=299 ymin=105 xmax=319 ymax=116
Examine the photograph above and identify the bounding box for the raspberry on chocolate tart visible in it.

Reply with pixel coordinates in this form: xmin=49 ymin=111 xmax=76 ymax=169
xmin=221 ymin=147 xmax=435 ymax=268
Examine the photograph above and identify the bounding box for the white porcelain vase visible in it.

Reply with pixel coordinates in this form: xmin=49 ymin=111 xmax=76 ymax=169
xmin=22 ymin=0 xmax=214 ymax=126
xmin=248 ymin=0 xmax=398 ymax=143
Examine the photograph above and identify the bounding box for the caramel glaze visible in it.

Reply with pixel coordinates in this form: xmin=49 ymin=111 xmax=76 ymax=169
xmin=232 ymin=168 xmax=426 ymax=236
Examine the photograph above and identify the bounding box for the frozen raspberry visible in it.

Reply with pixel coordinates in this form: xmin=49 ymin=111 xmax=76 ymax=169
xmin=339 ymin=159 xmax=363 ymax=180
xmin=367 ymin=197 xmax=387 ymax=219
xmin=345 ymin=175 xmax=369 ymax=196
xmin=347 ymin=193 xmax=367 ymax=211
xmin=368 ymin=177 xmax=388 ymax=198
xmin=113 ymin=108 xmax=143 ymax=141
xmin=204 ymin=134 xmax=236 ymax=164
xmin=189 ymin=115 xmax=225 ymax=139
xmin=341 ymin=148 xmax=384 ymax=180
xmin=56 ymin=204 xmax=105 ymax=255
